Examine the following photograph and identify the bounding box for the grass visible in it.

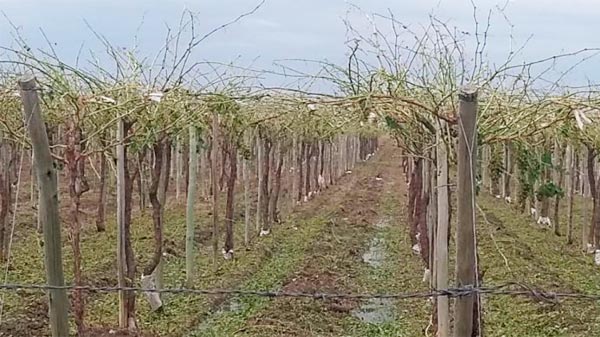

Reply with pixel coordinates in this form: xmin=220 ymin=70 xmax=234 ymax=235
xmin=5 ymin=145 xmax=600 ymax=337
xmin=477 ymin=194 xmax=600 ymax=337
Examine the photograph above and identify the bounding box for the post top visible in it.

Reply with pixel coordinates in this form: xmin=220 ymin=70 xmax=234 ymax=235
xmin=458 ymin=85 xmax=478 ymax=102
xmin=18 ymin=75 xmax=37 ymax=90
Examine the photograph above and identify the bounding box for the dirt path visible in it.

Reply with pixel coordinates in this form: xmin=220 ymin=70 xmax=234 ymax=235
xmin=188 ymin=140 xmax=430 ymax=337
xmin=3 ymin=139 xmax=439 ymax=337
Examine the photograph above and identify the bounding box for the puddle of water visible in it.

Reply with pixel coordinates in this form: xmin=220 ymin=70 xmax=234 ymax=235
xmin=362 ymin=237 xmax=386 ymax=267
xmin=351 ymin=298 xmax=395 ymax=324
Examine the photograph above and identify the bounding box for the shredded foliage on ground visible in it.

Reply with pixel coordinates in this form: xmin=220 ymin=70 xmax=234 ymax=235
xmin=3 ymin=143 xmax=600 ymax=337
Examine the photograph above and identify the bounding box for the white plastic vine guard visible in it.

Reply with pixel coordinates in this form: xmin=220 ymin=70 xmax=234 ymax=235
xmin=140 ymin=273 xmax=162 ymax=311
xmin=259 ymin=228 xmax=270 ymax=237
xmin=587 ymin=243 xmax=595 ymax=254
xmin=537 ymin=216 xmax=552 ymax=228
xmin=412 ymin=243 xmax=421 ymax=254
xmin=530 ymin=208 xmax=537 ymax=217
xmin=422 ymin=268 xmax=431 ymax=283
xmin=318 ymin=175 xmax=326 ymax=189
xmin=595 ymin=250 xmax=600 ymax=266
xmin=148 ymin=92 xmax=163 ymax=102
xmin=367 ymin=112 xmax=377 ymax=122
xmin=504 ymin=196 xmax=512 ymax=204
xmin=222 ymin=249 xmax=234 ymax=260
xmin=99 ymin=95 xmax=116 ymax=104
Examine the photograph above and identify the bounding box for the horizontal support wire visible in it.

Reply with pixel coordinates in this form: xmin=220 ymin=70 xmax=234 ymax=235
xmin=0 ymin=282 xmax=597 ymax=302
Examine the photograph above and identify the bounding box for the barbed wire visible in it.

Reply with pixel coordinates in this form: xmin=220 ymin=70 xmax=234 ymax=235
xmin=0 ymin=282 xmax=598 ymax=302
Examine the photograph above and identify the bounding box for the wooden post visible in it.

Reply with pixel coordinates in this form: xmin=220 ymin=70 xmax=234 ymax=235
xmin=256 ymin=131 xmax=263 ymax=231
xmin=116 ymin=118 xmax=128 ymax=328
xmin=291 ymin=136 xmax=297 ymax=206
xmin=566 ymin=145 xmax=575 ymax=244
xmin=243 ymin=156 xmax=250 ymax=246
xmin=502 ymin=142 xmax=512 ymax=199
xmin=454 ymin=87 xmax=478 ymax=337
xmin=185 ymin=125 xmax=198 ymax=286
xmin=583 ymin=148 xmax=591 ymax=250
xmin=19 ymin=76 xmax=69 ymax=337
xmin=211 ymin=113 xmax=219 ymax=263
xmin=199 ymin=146 xmax=207 ymax=199
xmin=481 ymin=145 xmax=490 ymax=194
xmin=553 ymin=141 xmax=565 ymax=236
xmin=176 ymin=137 xmax=182 ymax=201
xmin=436 ymin=121 xmax=450 ymax=337
xmin=428 ymin=150 xmax=437 ymax=286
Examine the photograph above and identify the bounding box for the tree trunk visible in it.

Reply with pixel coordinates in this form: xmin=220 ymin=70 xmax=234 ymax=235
xmin=313 ymin=143 xmax=319 ymax=194
xmin=117 ymin=120 xmax=137 ymax=330
xmin=0 ymin=140 xmax=10 ymax=262
xmin=65 ymin=122 xmax=90 ymax=336
xmin=243 ymin=156 xmax=250 ymax=247
xmin=408 ymin=159 xmax=423 ymax=247
xmin=260 ymin=136 xmax=272 ymax=233
xmin=305 ymin=142 xmax=313 ymax=200
xmin=291 ymin=137 xmax=298 ymax=205
xmin=270 ymin=144 xmax=285 ymax=224
xmin=297 ymin=141 xmax=305 ymax=202
xmin=328 ymin=141 xmax=334 ymax=186
xmin=95 ymin=147 xmax=108 ymax=232
xmin=553 ymin=144 xmax=565 ymax=236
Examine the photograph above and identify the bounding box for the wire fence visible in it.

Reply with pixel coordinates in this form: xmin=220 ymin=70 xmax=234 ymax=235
xmin=0 ymin=282 xmax=598 ymax=303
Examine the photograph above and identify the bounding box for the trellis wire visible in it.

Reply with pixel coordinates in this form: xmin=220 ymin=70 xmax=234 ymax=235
xmin=0 ymin=282 xmax=597 ymax=303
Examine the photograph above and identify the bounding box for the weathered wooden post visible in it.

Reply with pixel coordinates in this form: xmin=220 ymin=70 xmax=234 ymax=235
xmin=185 ymin=125 xmax=198 ymax=286
xmin=256 ymin=130 xmax=263 ymax=231
xmin=19 ymin=76 xmax=69 ymax=337
xmin=436 ymin=120 xmax=450 ymax=337
xmin=116 ymin=118 xmax=128 ymax=328
xmin=566 ymin=145 xmax=575 ymax=244
xmin=454 ymin=86 xmax=478 ymax=337
xmin=211 ymin=112 xmax=219 ymax=263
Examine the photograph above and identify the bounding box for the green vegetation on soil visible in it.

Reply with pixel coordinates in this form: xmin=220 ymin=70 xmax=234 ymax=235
xmin=3 ymin=144 xmax=600 ymax=337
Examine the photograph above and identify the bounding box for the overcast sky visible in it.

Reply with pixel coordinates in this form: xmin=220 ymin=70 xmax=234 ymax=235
xmin=1 ymin=0 xmax=599 ymax=88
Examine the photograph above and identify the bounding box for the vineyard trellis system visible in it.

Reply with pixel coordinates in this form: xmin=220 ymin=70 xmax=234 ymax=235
xmin=1 ymin=7 xmax=600 ymax=337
